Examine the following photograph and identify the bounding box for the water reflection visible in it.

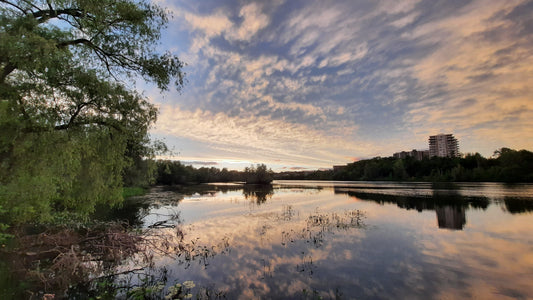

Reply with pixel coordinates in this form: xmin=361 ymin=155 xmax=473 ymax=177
xmin=334 ymin=188 xmax=490 ymax=211
xmin=504 ymin=197 xmax=533 ymax=214
xmin=96 ymin=181 xmax=533 ymax=299
xmin=435 ymin=206 xmax=465 ymax=230
xmin=334 ymin=187 xmax=493 ymax=230
xmin=243 ymin=184 xmax=274 ymax=204
xmin=94 ymin=196 xmax=151 ymax=227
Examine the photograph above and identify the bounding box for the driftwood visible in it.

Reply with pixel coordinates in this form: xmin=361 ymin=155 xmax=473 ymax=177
xmin=2 ymin=221 xmax=184 ymax=299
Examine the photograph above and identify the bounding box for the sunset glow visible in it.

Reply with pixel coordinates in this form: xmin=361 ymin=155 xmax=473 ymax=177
xmin=148 ymin=0 xmax=533 ymax=170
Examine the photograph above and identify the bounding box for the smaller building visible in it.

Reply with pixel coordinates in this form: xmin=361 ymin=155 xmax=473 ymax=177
xmin=393 ymin=149 xmax=429 ymax=160
xmin=333 ymin=165 xmax=347 ymax=172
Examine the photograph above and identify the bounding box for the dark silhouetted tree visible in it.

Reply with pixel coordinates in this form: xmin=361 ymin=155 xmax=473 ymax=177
xmin=244 ymin=164 xmax=273 ymax=184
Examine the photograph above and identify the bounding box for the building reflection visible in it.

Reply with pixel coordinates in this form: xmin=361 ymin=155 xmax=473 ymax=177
xmin=433 ymin=187 xmax=466 ymax=230
xmin=435 ymin=206 xmax=466 ymax=230
xmin=333 ymin=186 xmax=479 ymax=230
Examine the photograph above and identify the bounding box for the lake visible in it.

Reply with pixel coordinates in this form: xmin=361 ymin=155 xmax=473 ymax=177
xmin=116 ymin=180 xmax=533 ymax=299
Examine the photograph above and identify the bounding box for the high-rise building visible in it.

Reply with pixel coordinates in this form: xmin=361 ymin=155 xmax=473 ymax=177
xmin=429 ymin=134 xmax=459 ymax=157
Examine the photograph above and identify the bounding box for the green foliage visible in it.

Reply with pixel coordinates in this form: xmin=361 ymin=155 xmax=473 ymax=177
xmin=155 ymin=160 xmax=244 ymax=184
xmin=156 ymin=160 xmax=196 ymax=184
xmin=122 ymin=186 xmax=147 ymax=199
xmin=154 ymin=149 xmax=533 ymax=185
xmin=0 ymin=260 xmax=31 ymax=300
xmin=392 ymin=159 xmax=408 ymax=180
xmin=0 ymin=0 xmax=184 ymax=225
xmin=0 ymin=205 xmax=12 ymax=245
xmin=329 ymin=148 xmax=533 ymax=182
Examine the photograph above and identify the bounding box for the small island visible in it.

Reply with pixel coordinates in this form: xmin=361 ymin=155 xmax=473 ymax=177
xmin=243 ymin=164 xmax=274 ymax=184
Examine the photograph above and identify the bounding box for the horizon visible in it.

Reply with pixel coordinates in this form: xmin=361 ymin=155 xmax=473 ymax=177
xmin=145 ymin=0 xmax=533 ymax=172
xmin=157 ymin=145 xmax=531 ymax=173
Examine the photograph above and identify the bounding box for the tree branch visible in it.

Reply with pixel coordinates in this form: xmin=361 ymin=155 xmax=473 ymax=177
xmin=56 ymin=38 xmax=93 ymax=48
xmin=54 ymin=119 xmax=123 ymax=132
xmin=45 ymin=0 xmax=53 ymax=12
xmin=56 ymin=38 xmax=140 ymax=73
xmin=20 ymin=0 xmax=39 ymax=11
xmin=0 ymin=0 xmax=27 ymax=14
xmin=65 ymin=102 xmax=89 ymax=129
xmin=32 ymin=8 xmax=85 ymax=24
xmin=1 ymin=63 xmax=16 ymax=84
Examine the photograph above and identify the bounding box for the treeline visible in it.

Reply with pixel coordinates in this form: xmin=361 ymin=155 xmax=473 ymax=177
xmin=155 ymin=161 xmax=273 ymax=184
xmin=287 ymin=148 xmax=533 ymax=183
xmin=154 ymin=148 xmax=533 ymax=185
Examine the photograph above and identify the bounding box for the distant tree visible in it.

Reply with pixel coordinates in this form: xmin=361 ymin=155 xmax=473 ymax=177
xmin=0 ymin=0 xmax=184 ymax=225
xmin=493 ymin=148 xmax=533 ymax=182
xmin=244 ymin=164 xmax=273 ymax=184
xmin=392 ymin=159 xmax=408 ymax=180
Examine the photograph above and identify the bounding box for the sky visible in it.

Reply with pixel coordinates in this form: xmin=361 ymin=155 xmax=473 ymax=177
xmin=144 ymin=0 xmax=533 ymax=171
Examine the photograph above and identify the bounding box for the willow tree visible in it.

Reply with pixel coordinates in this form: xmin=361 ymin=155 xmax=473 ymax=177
xmin=0 ymin=0 xmax=184 ymax=224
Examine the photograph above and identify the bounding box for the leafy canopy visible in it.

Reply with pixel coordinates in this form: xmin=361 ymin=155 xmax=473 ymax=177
xmin=0 ymin=0 xmax=184 ymax=224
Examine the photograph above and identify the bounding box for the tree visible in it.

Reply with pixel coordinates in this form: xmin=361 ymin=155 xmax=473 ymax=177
xmin=0 ymin=0 xmax=184 ymax=224
xmin=244 ymin=164 xmax=273 ymax=184
xmin=392 ymin=159 xmax=408 ymax=180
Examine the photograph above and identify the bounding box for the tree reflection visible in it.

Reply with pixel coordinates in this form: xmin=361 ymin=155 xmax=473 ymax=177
xmin=243 ymin=184 xmax=274 ymax=204
xmin=94 ymin=197 xmax=152 ymax=227
xmin=334 ymin=187 xmax=489 ymax=230
xmin=504 ymin=197 xmax=533 ymax=214
xmin=336 ymin=189 xmax=488 ymax=211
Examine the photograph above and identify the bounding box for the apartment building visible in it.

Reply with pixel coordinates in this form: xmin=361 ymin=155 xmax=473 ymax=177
xmin=429 ymin=134 xmax=459 ymax=158
xmin=392 ymin=149 xmax=430 ymax=160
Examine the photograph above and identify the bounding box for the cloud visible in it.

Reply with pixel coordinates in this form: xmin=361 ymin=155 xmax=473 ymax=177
xmin=390 ymin=12 xmax=419 ymax=28
xmin=400 ymin=0 xmax=533 ymax=152
xmin=180 ymin=2 xmax=269 ymax=43
xmin=231 ymin=3 xmax=270 ymax=41
xmin=149 ymin=0 xmax=533 ymax=167
xmin=154 ymin=105 xmax=373 ymax=168
xmin=289 ymin=167 xmax=308 ymax=171
xmin=180 ymin=161 xmax=219 ymax=166
xmin=183 ymin=11 xmax=232 ymax=38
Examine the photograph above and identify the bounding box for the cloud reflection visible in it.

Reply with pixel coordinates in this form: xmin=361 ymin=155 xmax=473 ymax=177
xmin=137 ymin=182 xmax=533 ymax=298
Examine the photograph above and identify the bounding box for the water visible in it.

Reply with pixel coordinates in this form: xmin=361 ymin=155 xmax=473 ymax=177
xmin=127 ymin=181 xmax=533 ymax=299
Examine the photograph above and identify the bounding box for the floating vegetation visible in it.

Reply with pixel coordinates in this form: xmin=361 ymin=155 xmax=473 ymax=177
xmin=280 ymin=209 xmax=366 ymax=248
